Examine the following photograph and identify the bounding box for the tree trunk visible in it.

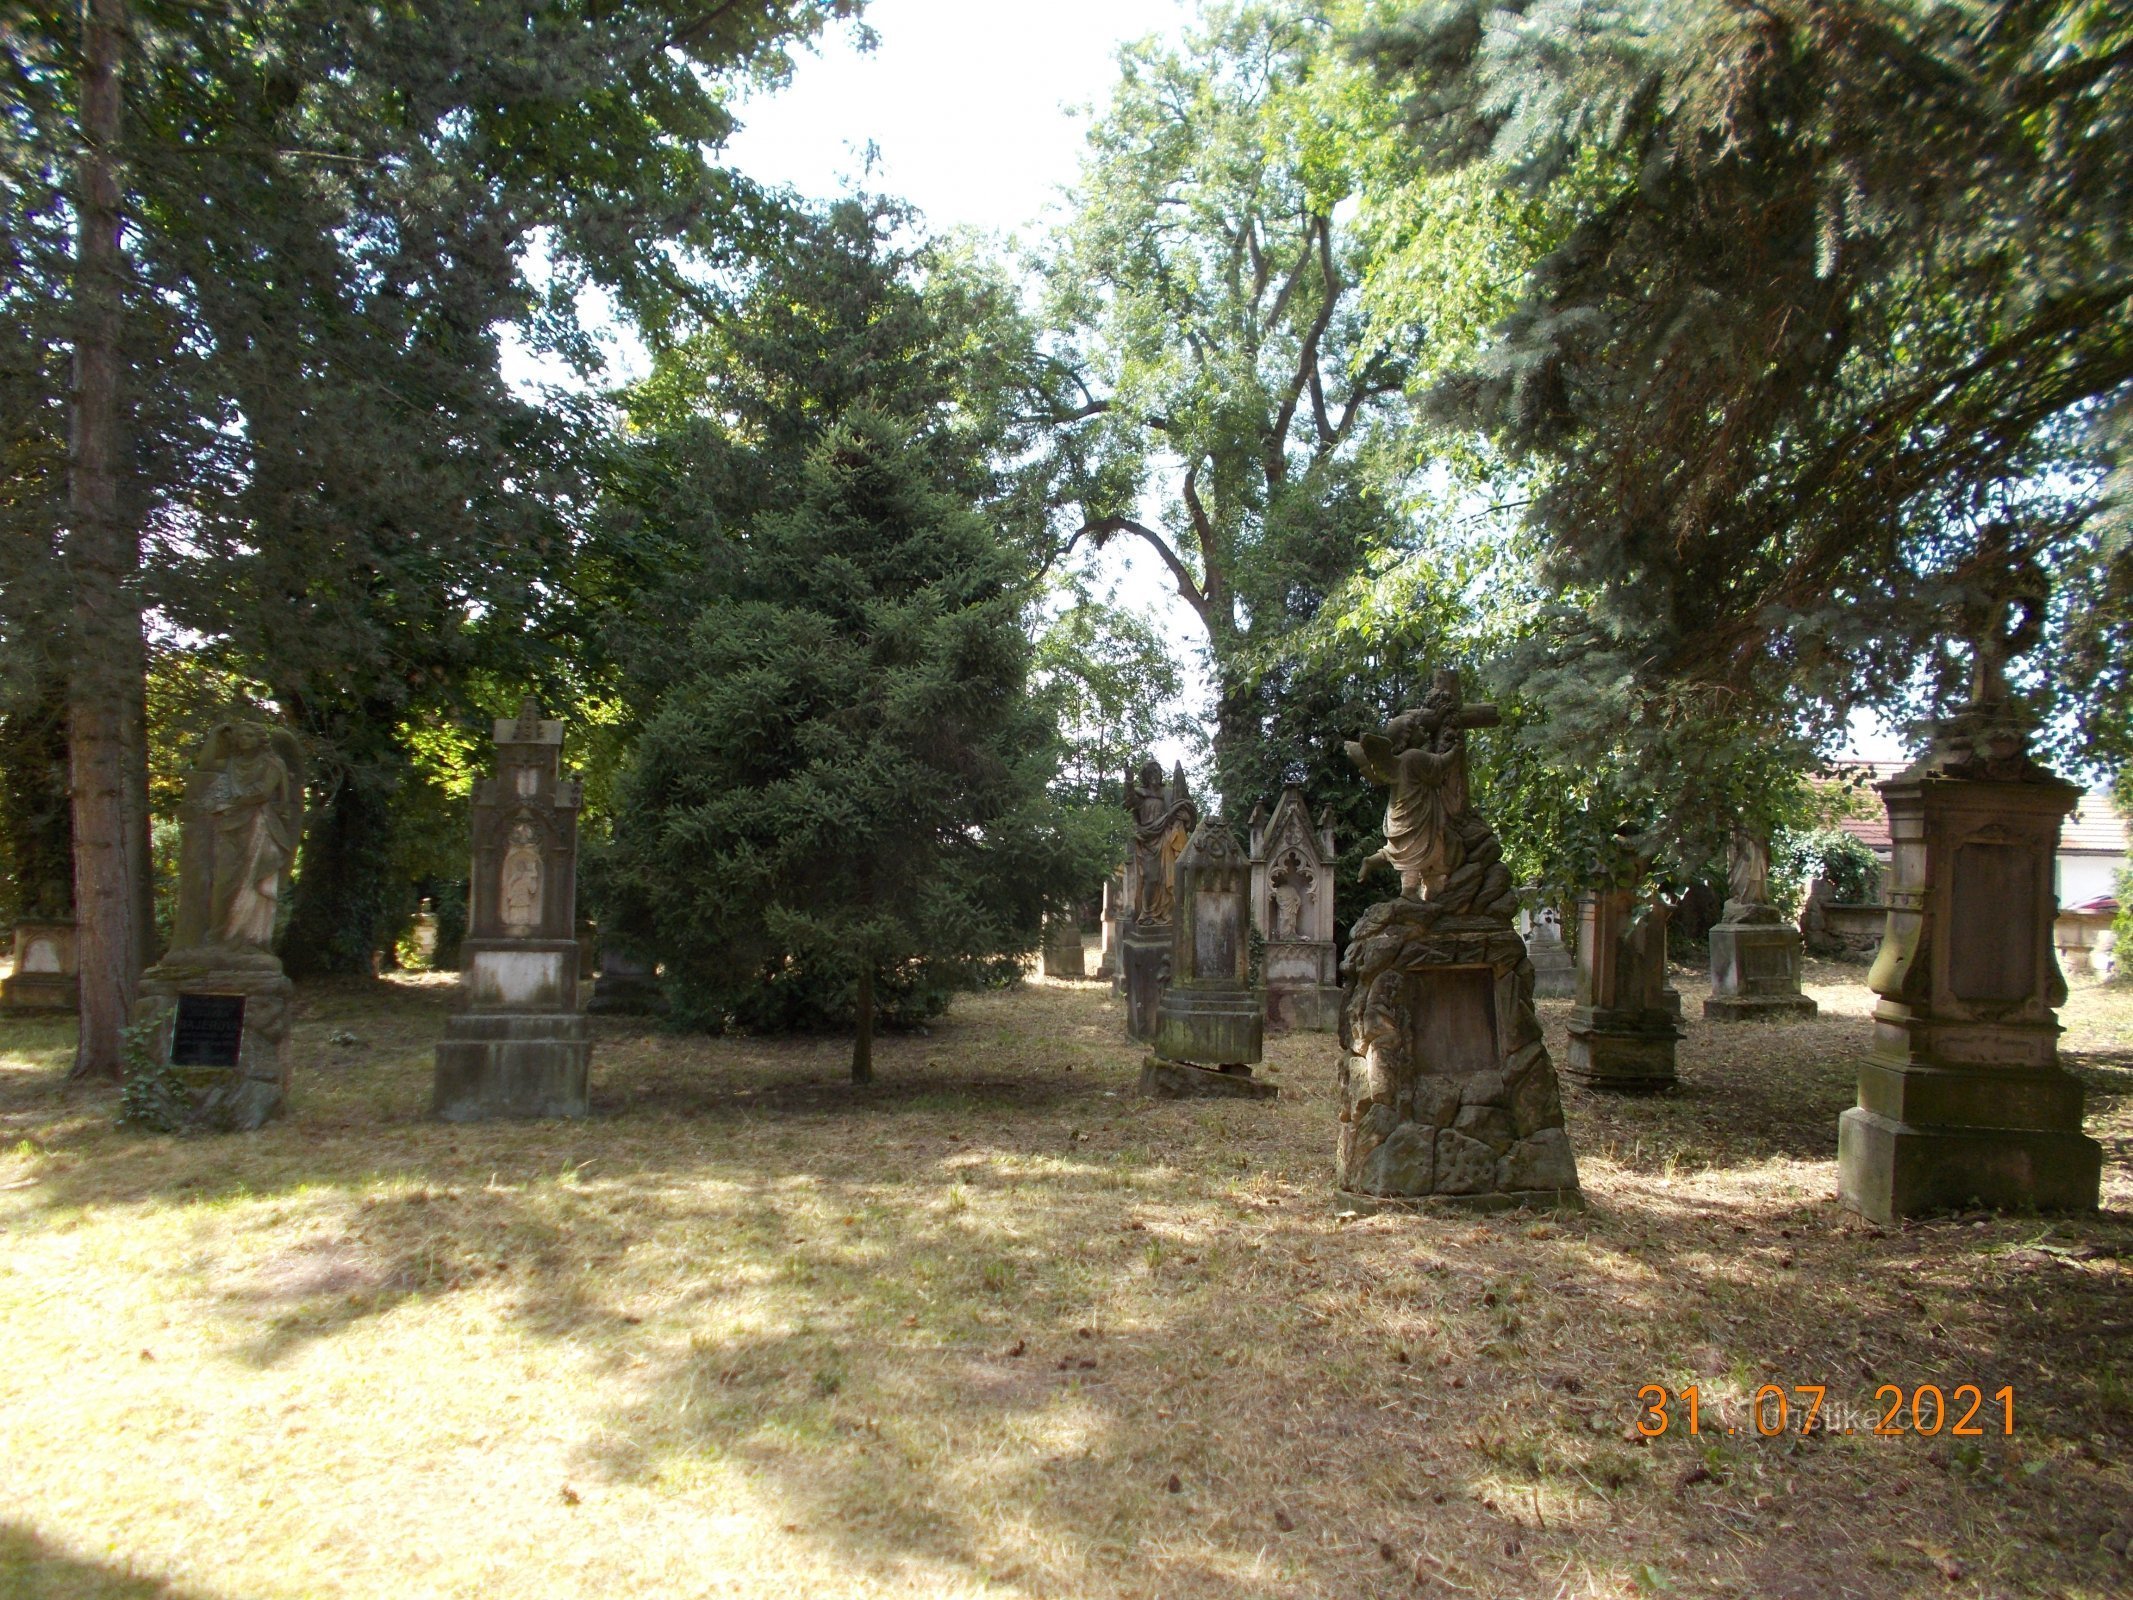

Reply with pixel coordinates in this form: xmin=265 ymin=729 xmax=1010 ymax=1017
xmin=851 ymin=959 xmax=874 ymax=1085
xmin=66 ymin=0 xmax=148 ymax=1083
xmin=279 ymin=711 xmax=404 ymax=978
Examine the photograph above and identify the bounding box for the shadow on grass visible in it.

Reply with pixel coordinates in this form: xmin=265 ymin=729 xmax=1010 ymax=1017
xmin=0 ymin=1522 xmax=218 ymax=1599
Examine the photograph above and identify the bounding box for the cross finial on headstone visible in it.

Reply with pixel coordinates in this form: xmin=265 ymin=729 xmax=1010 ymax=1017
xmin=513 ymin=697 xmax=543 ymax=743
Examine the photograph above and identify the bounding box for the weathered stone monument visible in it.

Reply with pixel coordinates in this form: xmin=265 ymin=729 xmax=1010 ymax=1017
xmin=1336 ymin=671 xmax=1582 ymax=1208
xmin=1141 ymin=819 xmax=1273 ymax=1098
xmin=1839 ymin=587 xmax=2101 ymax=1221
xmin=586 ymin=939 xmax=666 ymax=1016
xmin=432 ymin=700 xmax=591 ymax=1120
xmin=1120 ymin=759 xmax=1197 ymax=1042
xmin=3 ymin=920 xmax=77 ymax=1011
xmin=132 ymin=720 xmax=304 ymax=1130
xmin=1040 ymin=913 xmax=1088 ymax=979
xmin=1247 ymin=787 xmax=1341 ymax=1030
xmin=1705 ymin=827 xmax=1818 ymax=1020
xmin=1095 ymin=870 xmax=1123 ymax=983
xmin=1564 ymin=885 xmax=1682 ymax=1091
xmin=1520 ymin=897 xmax=1576 ymax=999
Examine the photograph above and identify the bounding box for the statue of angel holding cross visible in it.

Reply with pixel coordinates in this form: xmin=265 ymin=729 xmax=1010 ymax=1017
xmin=1346 ymin=670 xmax=1499 ymax=901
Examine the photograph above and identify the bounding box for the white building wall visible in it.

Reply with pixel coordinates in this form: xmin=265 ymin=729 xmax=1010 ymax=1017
xmin=2056 ymin=853 xmax=2126 ymax=908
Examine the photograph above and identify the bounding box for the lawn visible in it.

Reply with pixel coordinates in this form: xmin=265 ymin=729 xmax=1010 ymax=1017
xmin=1 ymin=960 xmax=2129 ymax=1600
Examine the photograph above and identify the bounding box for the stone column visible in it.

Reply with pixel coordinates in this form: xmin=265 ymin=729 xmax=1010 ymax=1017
xmin=1838 ymin=753 xmax=2099 ymax=1221
xmin=432 ymin=700 xmax=591 ymax=1120
xmin=1142 ymin=820 xmax=1272 ymax=1099
xmin=1564 ymin=889 xmax=1681 ymax=1091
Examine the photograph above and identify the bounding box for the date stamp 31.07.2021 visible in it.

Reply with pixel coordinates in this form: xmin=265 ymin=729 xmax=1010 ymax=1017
xmin=1635 ymin=1384 xmax=2016 ymax=1439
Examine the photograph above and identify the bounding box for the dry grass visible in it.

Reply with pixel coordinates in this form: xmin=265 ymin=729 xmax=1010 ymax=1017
xmin=1 ymin=958 xmax=2129 ymax=1600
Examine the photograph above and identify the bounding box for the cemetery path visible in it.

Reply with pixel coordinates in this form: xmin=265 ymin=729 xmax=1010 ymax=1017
xmin=0 ymin=966 xmax=2128 ymax=1600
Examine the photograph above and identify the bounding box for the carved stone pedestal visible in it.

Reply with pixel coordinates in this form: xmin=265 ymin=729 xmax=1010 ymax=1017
xmin=432 ymin=702 xmax=591 ymax=1121
xmin=3 ymin=920 xmax=77 ymax=1010
xmin=134 ymin=954 xmax=294 ymax=1132
xmin=1564 ymin=889 xmax=1681 ymax=1092
xmin=1705 ymin=915 xmax=1817 ymax=1020
xmin=1838 ymin=747 xmax=2100 ymax=1222
xmin=1121 ymin=926 xmax=1170 ymax=1043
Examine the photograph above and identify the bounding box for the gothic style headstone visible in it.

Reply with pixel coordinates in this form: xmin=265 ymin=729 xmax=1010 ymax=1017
xmin=1520 ymin=897 xmax=1576 ymax=999
xmin=432 ymin=700 xmax=591 ymax=1120
xmin=3 ymin=920 xmax=77 ymax=1011
xmin=1564 ymin=888 xmax=1682 ymax=1091
xmin=1706 ymin=826 xmax=1817 ymax=1020
xmin=1040 ymin=914 xmax=1088 ymax=979
xmin=1839 ymin=584 xmax=2101 ymax=1221
xmin=1141 ymin=819 xmax=1273 ymax=1099
xmin=1248 ymin=787 xmax=1341 ymax=1030
xmin=1120 ymin=759 xmax=1197 ymax=1041
xmin=1336 ymin=672 xmax=1582 ymax=1208
xmin=131 ymin=720 xmax=304 ymax=1130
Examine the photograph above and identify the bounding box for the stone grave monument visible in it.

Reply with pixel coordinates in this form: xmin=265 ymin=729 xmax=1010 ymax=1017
xmin=1120 ymin=759 xmax=1197 ymax=1042
xmin=1838 ymin=584 xmax=2101 ymax=1221
xmin=432 ymin=700 xmax=591 ymax=1120
xmin=1141 ymin=819 xmax=1272 ymax=1099
xmin=1520 ymin=898 xmax=1576 ymax=999
xmin=1564 ymin=886 xmax=1682 ymax=1091
xmin=586 ymin=939 xmax=666 ymax=1016
xmin=1336 ymin=671 xmax=1582 ymax=1208
xmin=1706 ymin=826 xmax=1817 ymax=1020
xmin=3 ymin=920 xmax=77 ymax=1010
xmin=131 ymin=720 xmax=304 ymax=1131
xmin=1247 ymin=787 xmax=1341 ymax=1031
xmin=1040 ymin=913 xmax=1088 ymax=979
xmin=1095 ymin=870 xmax=1123 ymax=984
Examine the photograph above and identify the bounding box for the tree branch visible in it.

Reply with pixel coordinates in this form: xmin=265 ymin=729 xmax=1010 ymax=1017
xmin=1074 ymin=514 xmax=1209 ymax=622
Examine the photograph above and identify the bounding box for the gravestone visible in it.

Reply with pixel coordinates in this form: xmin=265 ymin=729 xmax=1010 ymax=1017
xmin=1248 ymin=787 xmax=1341 ymax=1030
xmin=432 ymin=700 xmax=591 ymax=1120
xmin=3 ymin=920 xmax=77 ymax=1011
xmin=1040 ymin=913 xmax=1088 ymax=979
xmin=586 ymin=940 xmax=666 ymax=1015
xmin=1336 ymin=672 xmax=1583 ymax=1209
xmin=1838 ymin=590 xmax=2101 ymax=1221
xmin=1705 ymin=827 xmax=1817 ymax=1020
xmin=1564 ymin=888 xmax=1682 ymax=1091
xmin=1120 ymin=759 xmax=1197 ymax=1042
xmin=1520 ymin=899 xmax=1576 ymax=999
xmin=1142 ymin=819 xmax=1272 ymax=1099
xmin=1095 ymin=871 xmax=1123 ymax=984
xmin=131 ymin=720 xmax=304 ymax=1131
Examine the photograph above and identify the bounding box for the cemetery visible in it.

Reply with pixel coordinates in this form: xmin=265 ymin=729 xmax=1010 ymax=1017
xmin=2 ymin=1 xmax=2131 ymax=1597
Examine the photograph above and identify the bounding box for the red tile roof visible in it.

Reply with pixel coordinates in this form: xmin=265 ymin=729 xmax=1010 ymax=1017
xmin=1815 ymin=763 xmax=2124 ymax=858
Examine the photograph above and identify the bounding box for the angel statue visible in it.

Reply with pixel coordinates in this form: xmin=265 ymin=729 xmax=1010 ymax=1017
xmin=1126 ymin=759 xmax=1197 ymax=925
xmin=1346 ymin=670 xmax=1499 ymax=901
xmin=172 ymin=720 xmax=305 ymax=958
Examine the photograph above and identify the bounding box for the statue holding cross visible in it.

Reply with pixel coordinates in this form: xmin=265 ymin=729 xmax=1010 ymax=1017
xmin=1346 ymin=669 xmax=1500 ymax=901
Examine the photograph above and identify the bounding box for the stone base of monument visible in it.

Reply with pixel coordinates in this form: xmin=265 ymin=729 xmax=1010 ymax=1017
xmin=3 ymin=920 xmax=78 ymax=1011
xmin=1120 ymin=927 xmax=1170 ymax=1043
xmin=1139 ymin=1055 xmax=1279 ymax=1100
xmin=2 ymin=972 xmax=77 ymax=1010
xmin=1338 ymin=1185 xmax=1586 ymax=1216
xmin=1040 ymin=926 xmax=1088 ymax=980
xmin=132 ymin=954 xmax=294 ymax=1132
xmin=1563 ymin=1007 xmax=1681 ymax=1092
xmin=457 ymin=938 xmax=580 ymax=1010
xmin=1838 ymin=1107 xmax=2102 ymax=1221
xmin=1153 ymin=983 xmax=1264 ymax=1068
xmin=1705 ymin=920 xmax=1817 ymax=1021
xmin=1264 ymin=937 xmax=1340 ymax=1031
xmin=433 ymin=1013 xmax=591 ymax=1120
xmin=1266 ymin=982 xmax=1342 ymax=1031
xmin=1527 ymin=944 xmax=1575 ymax=1000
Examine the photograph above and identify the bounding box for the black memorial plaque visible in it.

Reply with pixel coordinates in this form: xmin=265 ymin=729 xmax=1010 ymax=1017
xmin=170 ymin=993 xmax=246 ymax=1068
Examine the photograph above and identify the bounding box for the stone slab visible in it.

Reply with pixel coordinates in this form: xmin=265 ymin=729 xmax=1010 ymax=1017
xmin=1563 ymin=1025 xmax=1678 ymax=1092
xmin=1139 ymin=1056 xmax=1279 ymax=1100
xmin=2 ymin=972 xmax=78 ymax=1011
xmin=1703 ymin=992 xmax=1819 ymax=1020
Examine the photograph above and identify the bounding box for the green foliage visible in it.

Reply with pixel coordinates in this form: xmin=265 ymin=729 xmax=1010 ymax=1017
xmin=1774 ymin=826 xmax=1882 ymax=913
xmin=116 ymin=1017 xmax=183 ymax=1134
xmin=2113 ymin=868 xmax=2132 ymax=987
xmin=608 ymin=410 xmax=1071 ymax=1041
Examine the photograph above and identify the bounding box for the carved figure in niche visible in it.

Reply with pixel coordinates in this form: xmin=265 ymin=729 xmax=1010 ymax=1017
xmin=1126 ymin=759 xmax=1195 ymax=924
xmin=1270 ymin=854 xmax=1309 ymax=940
xmin=1347 ymin=671 xmax=1499 ymax=900
xmin=199 ymin=720 xmax=303 ymax=951
xmin=501 ymin=820 xmax=544 ymax=933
